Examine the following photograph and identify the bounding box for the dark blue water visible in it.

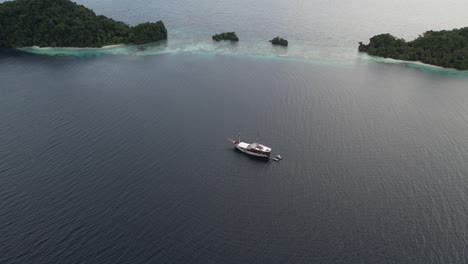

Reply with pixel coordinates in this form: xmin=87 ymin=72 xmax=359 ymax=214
xmin=2 ymin=51 xmax=468 ymax=263
xmin=2 ymin=0 xmax=468 ymax=263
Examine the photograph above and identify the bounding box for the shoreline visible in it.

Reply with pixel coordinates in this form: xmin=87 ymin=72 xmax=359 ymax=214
xmin=361 ymin=53 xmax=467 ymax=72
xmin=27 ymin=44 xmax=126 ymax=50
xmin=381 ymin=58 xmax=452 ymax=70
xmin=10 ymin=45 xmax=468 ymax=75
xmin=101 ymin=44 xmax=125 ymax=49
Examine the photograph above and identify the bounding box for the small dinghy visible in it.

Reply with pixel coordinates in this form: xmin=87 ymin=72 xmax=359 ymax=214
xmin=272 ymin=155 xmax=282 ymax=162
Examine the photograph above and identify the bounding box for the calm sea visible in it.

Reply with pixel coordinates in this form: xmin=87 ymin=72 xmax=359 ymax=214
xmin=1 ymin=0 xmax=468 ymax=263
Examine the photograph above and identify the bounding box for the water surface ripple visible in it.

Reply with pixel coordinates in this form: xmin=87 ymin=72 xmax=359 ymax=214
xmin=1 ymin=52 xmax=468 ymax=263
xmin=2 ymin=0 xmax=468 ymax=263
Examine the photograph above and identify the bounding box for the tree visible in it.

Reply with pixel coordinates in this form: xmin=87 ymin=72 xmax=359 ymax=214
xmin=0 ymin=0 xmax=167 ymax=48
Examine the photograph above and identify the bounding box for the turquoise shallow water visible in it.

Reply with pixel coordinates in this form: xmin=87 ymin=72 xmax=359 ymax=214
xmin=12 ymin=0 xmax=468 ymax=73
xmin=19 ymin=44 xmax=468 ymax=76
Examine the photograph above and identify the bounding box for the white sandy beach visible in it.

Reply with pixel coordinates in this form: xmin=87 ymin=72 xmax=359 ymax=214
xmin=28 ymin=44 xmax=125 ymax=50
xmin=382 ymin=58 xmax=447 ymax=70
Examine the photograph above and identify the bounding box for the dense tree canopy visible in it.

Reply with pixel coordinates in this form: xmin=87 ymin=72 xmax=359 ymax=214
xmin=212 ymin=32 xmax=239 ymax=42
xmin=269 ymin=36 xmax=288 ymax=46
xmin=0 ymin=0 xmax=167 ymax=48
xmin=127 ymin=22 xmax=167 ymax=45
xmin=359 ymin=28 xmax=468 ymax=70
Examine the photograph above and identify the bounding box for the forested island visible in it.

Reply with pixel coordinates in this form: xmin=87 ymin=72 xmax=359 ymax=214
xmin=359 ymin=27 xmax=468 ymax=70
xmin=0 ymin=0 xmax=167 ymax=48
xmin=212 ymin=32 xmax=239 ymax=42
xmin=270 ymin=37 xmax=288 ymax=46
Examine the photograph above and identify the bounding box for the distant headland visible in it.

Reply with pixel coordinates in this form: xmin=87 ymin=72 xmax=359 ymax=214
xmin=359 ymin=27 xmax=468 ymax=70
xmin=0 ymin=0 xmax=167 ymax=48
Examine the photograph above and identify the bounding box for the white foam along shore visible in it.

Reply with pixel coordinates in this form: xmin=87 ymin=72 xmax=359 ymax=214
xmin=16 ymin=44 xmax=134 ymax=56
xmin=380 ymin=58 xmax=446 ymax=69
xmin=27 ymin=44 xmax=125 ymax=50
xmin=101 ymin=44 xmax=125 ymax=48
xmin=363 ymin=54 xmax=467 ymax=72
xmin=15 ymin=45 xmax=467 ymax=73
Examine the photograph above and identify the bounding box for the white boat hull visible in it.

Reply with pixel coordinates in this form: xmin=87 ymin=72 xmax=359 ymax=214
xmin=226 ymin=137 xmax=271 ymax=159
xmin=236 ymin=143 xmax=270 ymax=158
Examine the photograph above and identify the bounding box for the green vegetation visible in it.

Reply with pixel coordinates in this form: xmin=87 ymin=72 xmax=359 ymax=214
xmin=212 ymin=32 xmax=239 ymax=42
xmin=127 ymin=22 xmax=167 ymax=45
xmin=359 ymin=28 xmax=468 ymax=70
xmin=0 ymin=0 xmax=167 ymax=48
xmin=269 ymin=36 xmax=288 ymax=46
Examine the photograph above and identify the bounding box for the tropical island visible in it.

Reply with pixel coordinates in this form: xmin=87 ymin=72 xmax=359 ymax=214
xmin=269 ymin=37 xmax=288 ymax=46
xmin=0 ymin=0 xmax=167 ymax=48
xmin=212 ymin=32 xmax=239 ymax=42
xmin=359 ymin=27 xmax=468 ymax=70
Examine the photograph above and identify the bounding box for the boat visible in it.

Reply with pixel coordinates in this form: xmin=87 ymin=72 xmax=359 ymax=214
xmin=275 ymin=155 xmax=283 ymax=160
xmin=226 ymin=133 xmax=272 ymax=158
